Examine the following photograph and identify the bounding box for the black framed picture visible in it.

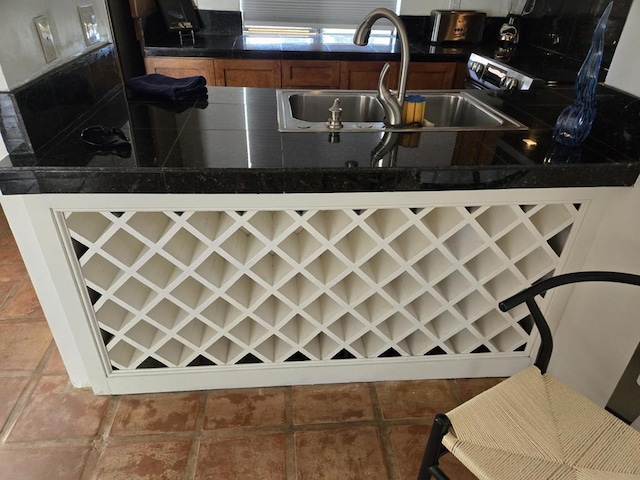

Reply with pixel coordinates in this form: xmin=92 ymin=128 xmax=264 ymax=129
xmin=157 ymin=0 xmax=201 ymax=31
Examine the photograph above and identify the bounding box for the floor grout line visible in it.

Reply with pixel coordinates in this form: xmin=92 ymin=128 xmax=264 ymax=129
xmin=96 ymin=395 xmax=120 ymax=439
xmin=37 ymin=340 xmax=57 ymax=374
xmin=369 ymin=382 xmax=401 ymax=480
xmin=184 ymin=437 xmax=201 ymax=480
xmin=0 ymin=371 xmax=33 ymax=378
xmin=184 ymin=391 xmax=208 ymax=480
xmin=0 ymin=274 xmax=42 ymax=320
xmin=0 ymin=338 xmax=54 ymax=444
xmin=195 ymin=390 xmax=208 ymax=432
xmin=1 ymin=437 xmax=95 ymax=449
xmin=0 ymin=316 xmax=49 ymax=324
xmin=80 ymin=445 xmax=101 ymax=480
xmin=77 ymin=391 xmax=120 ymax=480
xmin=284 ymin=386 xmax=296 ymax=480
xmin=449 ymin=378 xmax=465 ymax=406
xmin=97 ymin=431 xmax=200 ymax=444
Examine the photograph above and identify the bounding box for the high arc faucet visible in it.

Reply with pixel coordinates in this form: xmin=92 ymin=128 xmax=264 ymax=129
xmin=353 ymin=8 xmax=410 ymax=127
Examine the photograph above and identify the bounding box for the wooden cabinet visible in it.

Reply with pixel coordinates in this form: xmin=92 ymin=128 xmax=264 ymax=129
xmin=339 ymin=61 xmax=456 ymax=90
xmin=281 ymin=60 xmax=341 ymax=88
xmin=143 ymin=57 xmax=216 ymax=86
xmin=214 ymin=59 xmax=281 ymax=88
xmin=339 ymin=61 xmax=399 ymax=90
xmin=143 ymin=56 xmax=459 ymax=90
xmin=143 ymin=57 xmax=281 ymax=88
xmin=406 ymin=62 xmax=456 ymax=90
xmin=452 ymin=62 xmax=469 ymax=89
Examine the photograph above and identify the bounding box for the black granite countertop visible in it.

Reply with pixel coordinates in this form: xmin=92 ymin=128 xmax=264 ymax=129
xmin=0 ymin=83 xmax=638 ymax=195
xmin=142 ymin=24 xmax=585 ymax=84
xmin=144 ymin=30 xmax=474 ymax=63
xmin=141 ymin=10 xmax=477 ymax=63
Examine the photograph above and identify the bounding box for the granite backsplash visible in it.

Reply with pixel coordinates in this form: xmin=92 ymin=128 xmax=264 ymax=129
xmin=142 ymin=10 xmax=243 ymax=46
xmin=519 ymin=0 xmax=633 ymax=67
xmin=142 ymin=8 xmax=504 ymax=48
xmin=0 ymin=43 xmax=121 ymax=156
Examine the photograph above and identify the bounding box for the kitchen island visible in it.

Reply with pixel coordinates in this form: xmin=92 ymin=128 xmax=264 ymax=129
xmin=0 ymin=85 xmax=638 ymax=394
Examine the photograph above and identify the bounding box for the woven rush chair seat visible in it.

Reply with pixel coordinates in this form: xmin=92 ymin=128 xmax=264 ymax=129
xmin=418 ymin=272 xmax=640 ymax=480
xmin=442 ymin=365 xmax=640 ymax=479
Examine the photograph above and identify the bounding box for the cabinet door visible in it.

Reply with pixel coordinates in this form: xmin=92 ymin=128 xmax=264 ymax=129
xmin=214 ymin=59 xmax=281 ymax=88
xmin=452 ymin=62 xmax=469 ymax=89
xmin=406 ymin=62 xmax=456 ymax=90
xmin=282 ymin=60 xmax=341 ymax=88
xmin=339 ymin=61 xmax=399 ymax=90
xmin=144 ymin=57 xmax=216 ymax=85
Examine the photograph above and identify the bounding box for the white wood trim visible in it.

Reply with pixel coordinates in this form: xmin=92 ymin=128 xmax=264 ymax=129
xmin=1 ymin=187 xmax=622 ymax=394
xmin=104 ymin=353 xmax=531 ymax=395
xmin=35 ymin=187 xmax=614 ymax=211
xmin=0 ymin=196 xmax=103 ymax=388
xmin=531 ymin=189 xmax=619 ymax=338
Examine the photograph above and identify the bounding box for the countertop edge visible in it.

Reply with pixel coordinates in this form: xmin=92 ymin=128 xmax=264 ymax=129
xmin=1 ymin=164 xmax=639 ymax=195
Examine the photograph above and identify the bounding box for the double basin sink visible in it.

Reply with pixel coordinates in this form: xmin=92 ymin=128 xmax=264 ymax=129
xmin=276 ymin=89 xmax=527 ymax=132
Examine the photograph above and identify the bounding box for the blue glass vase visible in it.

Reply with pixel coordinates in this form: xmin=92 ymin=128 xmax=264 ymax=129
xmin=552 ymin=2 xmax=613 ymax=147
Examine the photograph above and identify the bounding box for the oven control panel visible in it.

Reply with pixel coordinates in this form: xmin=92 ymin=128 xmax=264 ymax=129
xmin=467 ymin=53 xmax=542 ymax=90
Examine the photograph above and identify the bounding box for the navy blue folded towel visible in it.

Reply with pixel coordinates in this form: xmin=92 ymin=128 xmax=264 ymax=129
xmin=124 ymin=73 xmax=207 ymax=101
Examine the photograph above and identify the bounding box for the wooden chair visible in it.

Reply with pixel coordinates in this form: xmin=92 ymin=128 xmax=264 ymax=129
xmin=418 ymin=271 xmax=640 ymax=480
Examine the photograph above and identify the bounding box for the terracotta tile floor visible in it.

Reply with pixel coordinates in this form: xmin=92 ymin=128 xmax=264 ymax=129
xmin=0 ymin=207 xmax=500 ymax=479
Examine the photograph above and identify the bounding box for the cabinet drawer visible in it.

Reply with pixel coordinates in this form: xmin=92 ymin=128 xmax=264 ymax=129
xmin=214 ymin=59 xmax=281 ymax=88
xmin=143 ymin=57 xmax=215 ymax=86
xmin=340 ymin=61 xmax=399 ymax=90
xmin=406 ymin=62 xmax=456 ymax=90
xmin=282 ymin=60 xmax=341 ymax=88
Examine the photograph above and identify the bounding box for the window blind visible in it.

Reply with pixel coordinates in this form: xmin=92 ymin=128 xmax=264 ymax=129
xmin=241 ymin=0 xmax=399 ymax=28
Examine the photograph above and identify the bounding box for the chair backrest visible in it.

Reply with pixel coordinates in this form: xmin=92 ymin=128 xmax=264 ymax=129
xmin=498 ymin=271 xmax=640 ymax=373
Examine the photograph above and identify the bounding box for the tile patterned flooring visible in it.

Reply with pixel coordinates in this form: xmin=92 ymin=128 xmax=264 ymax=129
xmin=0 ymin=207 xmax=503 ymax=479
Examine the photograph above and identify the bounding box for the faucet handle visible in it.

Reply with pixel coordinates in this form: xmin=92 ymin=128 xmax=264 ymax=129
xmin=377 ymin=63 xmax=392 ymax=93
xmin=377 ymin=63 xmax=403 ymax=127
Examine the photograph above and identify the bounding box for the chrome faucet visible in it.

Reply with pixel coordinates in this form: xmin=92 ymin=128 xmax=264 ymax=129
xmin=354 ymin=8 xmax=410 ymax=127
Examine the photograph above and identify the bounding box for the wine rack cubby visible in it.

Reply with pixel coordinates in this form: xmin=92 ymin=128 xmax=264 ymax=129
xmin=62 ymin=202 xmax=580 ymax=372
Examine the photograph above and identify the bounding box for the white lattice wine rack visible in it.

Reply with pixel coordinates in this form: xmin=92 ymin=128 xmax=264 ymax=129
xmin=62 ymin=201 xmax=580 ymax=375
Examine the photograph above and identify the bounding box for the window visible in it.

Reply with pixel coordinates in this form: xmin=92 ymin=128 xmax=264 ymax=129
xmin=240 ymin=0 xmax=400 ymax=30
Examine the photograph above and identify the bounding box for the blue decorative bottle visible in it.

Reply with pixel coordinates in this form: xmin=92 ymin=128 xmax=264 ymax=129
xmin=552 ymin=2 xmax=613 ymax=147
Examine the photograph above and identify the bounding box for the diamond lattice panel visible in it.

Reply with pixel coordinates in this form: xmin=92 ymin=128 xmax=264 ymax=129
xmin=62 ymin=204 xmax=580 ymax=370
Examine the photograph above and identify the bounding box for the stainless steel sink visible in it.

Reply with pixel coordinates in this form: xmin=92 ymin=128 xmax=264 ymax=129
xmin=288 ymin=92 xmax=385 ymax=123
xmin=276 ymin=90 xmax=528 ymax=132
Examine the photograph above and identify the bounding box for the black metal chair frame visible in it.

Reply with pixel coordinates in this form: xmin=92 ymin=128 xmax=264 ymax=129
xmin=417 ymin=271 xmax=640 ymax=480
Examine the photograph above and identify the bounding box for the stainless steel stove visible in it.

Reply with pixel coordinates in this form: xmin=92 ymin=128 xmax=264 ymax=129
xmin=466 ymin=52 xmax=544 ymax=91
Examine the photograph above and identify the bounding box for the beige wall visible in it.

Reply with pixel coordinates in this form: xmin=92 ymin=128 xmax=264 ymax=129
xmin=0 ymin=63 xmax=7 ymax=91
xmin=606 ymin=0 xmax=640 ymax=97
xmin=0 ymin=0 xmax=111 ymax=90
xmin=549 ymin=182 xmax=640 ymax=409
